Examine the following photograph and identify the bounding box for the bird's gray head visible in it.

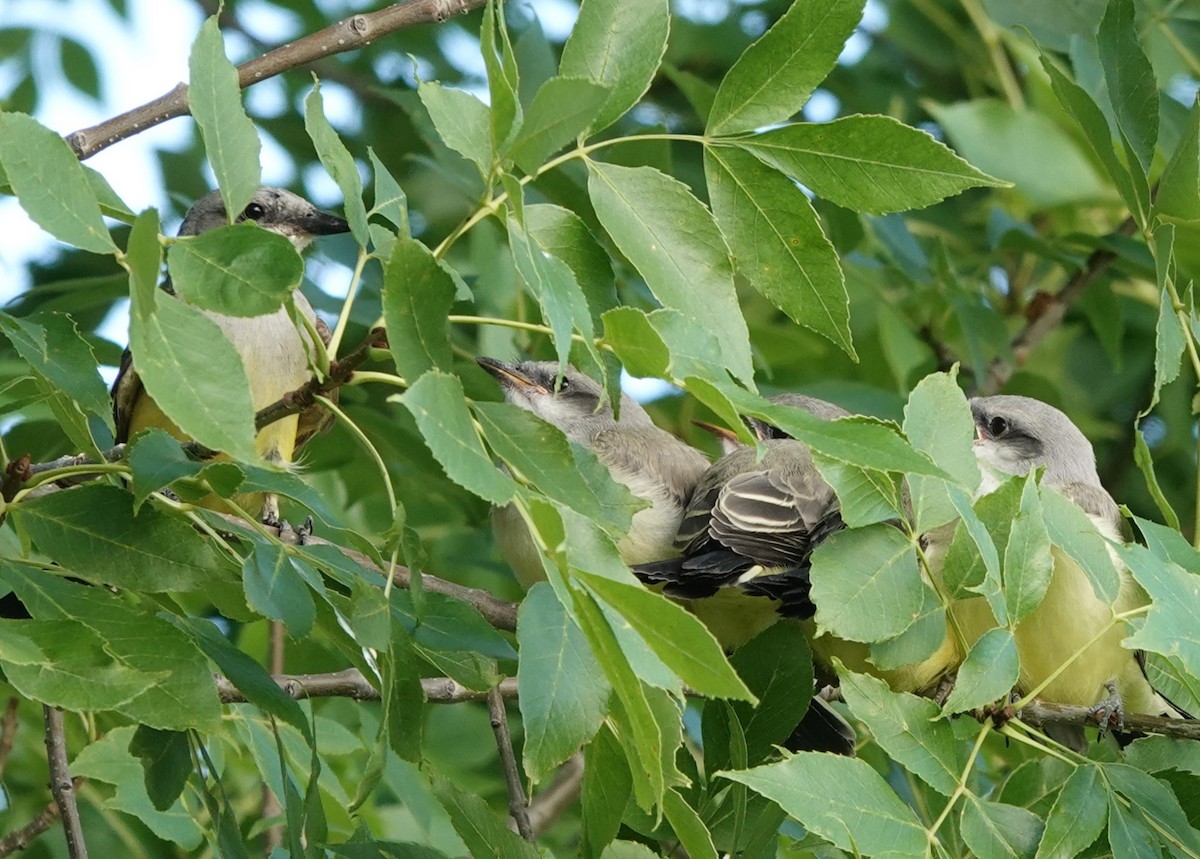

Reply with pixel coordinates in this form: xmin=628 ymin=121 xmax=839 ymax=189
xmin=476 ymin=358 xmax=652 ymax=444
xmin=970 ymin=395 xmax=1100 ymax=489
xmin=179 ymin=187 xmax=350 ymax=250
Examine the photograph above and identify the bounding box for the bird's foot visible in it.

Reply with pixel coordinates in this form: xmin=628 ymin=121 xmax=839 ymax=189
xmin=932 ymin=672 xmax=957 ymax=707
xmin=264 ymin=514 xmax=315 ymax=546
xmin=297 ymin=515 xmax=315 ymax=545
xmin=1088 ymin=680 xmax=1126 ymax=736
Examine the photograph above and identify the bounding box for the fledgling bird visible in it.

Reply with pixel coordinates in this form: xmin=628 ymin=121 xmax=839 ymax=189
xmin=111 ymin=187 xmax=349 ymax=521
xmin=957 ymin=395 xmax=1185 ymax=747
xmin=476 ymin=358 xmax=711 ymax=588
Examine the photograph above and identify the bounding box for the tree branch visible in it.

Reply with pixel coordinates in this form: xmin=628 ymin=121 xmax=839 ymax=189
xmin=526 ymin=754 xmax=584 ymax=836
xmin=1017 ymin=699 xmax=1200 ymax=742
xmin=979 ymin=215 xmax=1138 ymax=395
xmin=43 ymin=707 xmax=87 ymax=859
xmin=0 ymin=782 xmax=81 ymax=858
xmin=66 ymin=0 xmax=487 ymax=160
xmin=215 ymin=669 xmax=518 ymax=703
xmin=489 ymin=686 xmax=534 ymax=841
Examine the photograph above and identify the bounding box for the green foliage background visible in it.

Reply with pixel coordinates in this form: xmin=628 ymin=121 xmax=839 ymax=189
xmin=2 ymin=0 xmax=1200 ymax=857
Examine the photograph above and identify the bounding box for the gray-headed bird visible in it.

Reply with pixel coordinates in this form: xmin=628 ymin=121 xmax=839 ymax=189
xmin=112 ymin=187 xmax=349 ymax=522
xmin=959 ymin=395 xmax=1185 ymax=746
xmin=477 ymin=358 xmax=710 ymax=588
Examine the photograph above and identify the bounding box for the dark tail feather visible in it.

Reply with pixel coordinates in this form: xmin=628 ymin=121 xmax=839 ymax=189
xmin=783 ymin=697 xmax=856 ymax=756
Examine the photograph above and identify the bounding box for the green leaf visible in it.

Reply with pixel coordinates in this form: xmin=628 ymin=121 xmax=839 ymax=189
xmin=1035 ymin=765 xmax=1108 ymax=859
xmin=578 ymin=572 xmax=755 ymax=702
xmin=809 ymin=524 xmax=924 ymax=643
xmin=581 ymin=725 xmax=631 ymax=859
xmin=1040 ymin=486 xmax=1120 ymax=604
xmin=418 ymin=82 xmax=493 ymax=175
xmin=662 ymin=790 xmax=718 ymax=859
xmin=1150 ymin=228 xmax=1185 ymax=411
xmin=571 ymin=589 xmax=664 ymax=810
xmin=123 ymin=207 xmax=163 ymax=315
xmin=982 ymin=0 xmax=1104 ymax=53
xmin=13 ymin=484 xmax=229 ymax=593
xmin=394 ymin=371 xmax=516 ymax=505
xmin=517 ymin=584 xmax=610 ymax=782
xmin=1156 ymin=97 xmax=1200 ymax=223
xmin=1102 ymin=764 xmax=1199 ymax=852
xmin=960 ymin=796 xmax=1043 ymax=859
xmin=176 ymin=616 xmax=310 ymax=738
xmin=839 ymin=669 xmax=962 ymax=796
xmin=189 ymin=15 xmax=260 ymax=221
xmin=929 ymin=100 xmax=1111 ymax=208
xmin=481 ymin=0 xmax=521 ymax=150
xmin=559 ymin=0 xmax=669 ymax=133
xmin=0 ymin=111 xmax=117 ymax=253
xmin=1003 ymin=476 xmax=1054 ymax=626
xmin=726 ymin=623 xmax=813 ymax=764
xmin=128 ymin=294 xmax=259 ymax=462
xmin=382 ymin=236 xmax=455 ymax=380
xmin=587 ymin=160 xmax=753 ymax=384
xmin=903 ymin=370 xmax=979 ymax=531
xmin=1106 ymin=794 xmax=1161 ymax=859
xmin=812 ymin=455 xmax=904 ymax=527
xmin=242 ymin=542 xmax=315 ymax=637
xmin=738 ymin=116 xmax=1004 ymax=214
xmin=166 ymin=223 xmax=302 ymax=316
xmin=507 ymin=77 xmax=608 ymax=173
xmin=0 ymin=617 xmax=157 ymax=711
xmin=130 ymin=726 xmax=192 ymax=811
xmin=304 ymin=81 xmax=369 ymax=244
xmin=1097 ymin=0 xmax=1158 ymax=174
xmin=526 ymin=204 xmax=616 ymax=325
xmin=1119 ymin=544 xmax=1200 ymax=679
xmin=944 ymin=627 xmax=1020 ymax=713
xmin=720 ymin=753 xmax=928 ymax=857
xmin=707 ymin=0 xmax=865 ymax=136
xmin=432 ymin=776 xmax=541 ymax=859
xmin=598 ymin=308 xmax=668 ymax=378
xmin=472 ymin=401 xmax=641 ymax=538
xmin=4 ymin=568 xmax=222 ymax=730
xmin=73 ymin=727 xmax=203 ymax=849
xmin=508 ymin=215 xmax=594 ymax=370
xmin=368 ymin=147 xmax=409 ymax=235
xmin=0 ymin=310 xmax=113 ymax=430
xmin=1042 ymin=56 xmax=1143 ymax=219
xmin=704 ymin=145 xmax=854 ymax=357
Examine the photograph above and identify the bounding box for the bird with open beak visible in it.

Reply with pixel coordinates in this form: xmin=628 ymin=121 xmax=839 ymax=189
xmin=111 ymin=187 xmax=350 ymax=522
xmin=955 ymin=394 xmax=1185 ymax=749
xmin=476 ymin=358 xmax=710 ymax=588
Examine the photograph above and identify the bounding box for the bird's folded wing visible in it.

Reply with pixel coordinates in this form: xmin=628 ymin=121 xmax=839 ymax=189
xmin=710 ymin=469 xmax=839 ymax=567
xmin=110 ymin=348 xmax=141 ymax=444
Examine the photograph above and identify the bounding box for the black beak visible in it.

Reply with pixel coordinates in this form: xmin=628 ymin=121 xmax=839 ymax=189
xmin=306 ymin=207 xmax=351 ymax=236
xmin=476 ymin=357 xmax=548 ymax=394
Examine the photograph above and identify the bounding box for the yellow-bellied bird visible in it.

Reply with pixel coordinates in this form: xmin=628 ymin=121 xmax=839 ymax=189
xmin=112 ymin=187 xmax=349 ymax=522
xmin=960 ymin=395 xmax=1185 ymax=746
xmin=477 ymin=358 xmax=711 ymax=589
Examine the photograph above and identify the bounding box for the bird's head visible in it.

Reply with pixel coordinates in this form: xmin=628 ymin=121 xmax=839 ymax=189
xmin=476 ymin=358 xmax=651 ymax=443
xmin=969 ymin=394 xmax=1100 ymax=489
xmin=179 ymin=186 xmax=350 ymax=250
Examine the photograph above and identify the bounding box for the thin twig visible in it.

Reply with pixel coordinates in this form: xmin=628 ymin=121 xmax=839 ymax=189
xmin=526 ymin=754 xmax=584 ymax=836
xmin=215 ymin=512 xmax=519 ymax=631
xmin=488 ymin=686 xmax=534 ymax=842
xmin=262 ymin=622 xmax=286 ymax=856
xmin=43 ymin=707 xmax=87 ymax=859
xmin=0 ymin=781 xmax=82 ymax=857
xmin=0 ymin=698 xmax=20 ymax=783
xmin=215 ymin=669 xmax=518 ymax=703
xmin=979 ymin=216 xmax=1138 ymax=395
xmin=66 ymin=0 xmax=487 ymax=160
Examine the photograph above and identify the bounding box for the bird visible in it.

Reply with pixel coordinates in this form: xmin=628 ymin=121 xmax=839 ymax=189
xmin=957 ymin=394 xmax=1185 ymax=748
xmin=476 ymin=358 xmax=711 ymax=588
xmin=111 ymin=186 xmax=349 ymax=522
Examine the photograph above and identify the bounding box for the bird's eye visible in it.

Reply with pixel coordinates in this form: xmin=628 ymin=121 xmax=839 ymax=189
xmin=241 ymin=202 xmax=266 ymax=221
xmin=988 ymin=416 xmax=1009 ymax=437
xmin=556 ymin=377 xmax=571 ymax=393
